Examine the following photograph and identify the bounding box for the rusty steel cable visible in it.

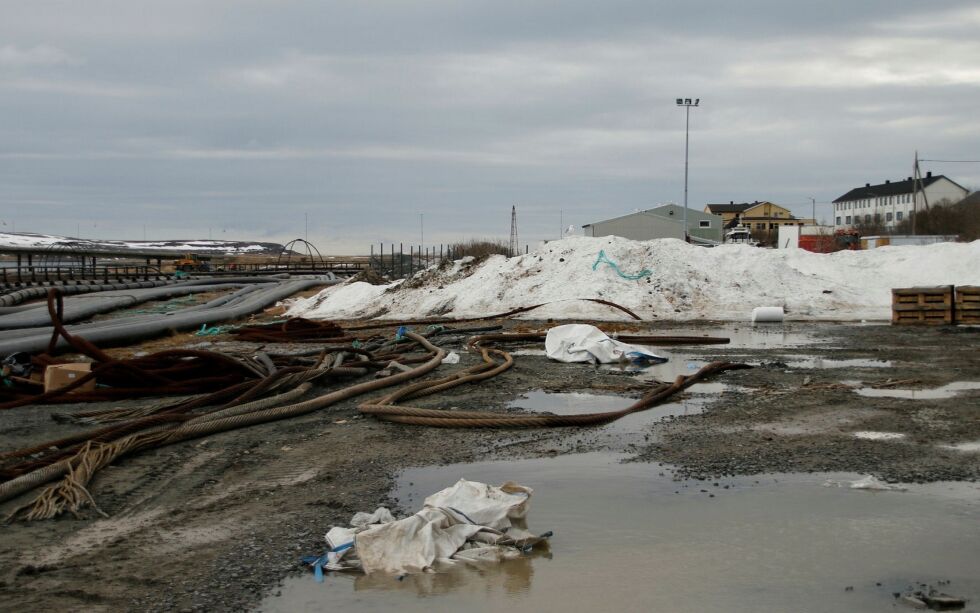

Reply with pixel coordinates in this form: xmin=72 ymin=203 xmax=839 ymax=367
xmin=0 ymin=332 xmax=447 ymax=519
xmin=0 ymin=366 xmax=354 ymax=479
xmin=359 ymin=359 xmax=750 ymax=428
xmin=346 ymin=298 xmax=642 ymax=330
xmin=0 ymin=289 xmax=270 ymax=410
xmin=230 ymin=318 xmax=349 ymax=343
xmin=466 ymin=331 xmax=730 ymax=348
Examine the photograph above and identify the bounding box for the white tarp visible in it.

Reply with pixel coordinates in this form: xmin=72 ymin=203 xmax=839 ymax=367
xmin=319 ymin=479 xmax=548 ymax=575
xmin=544 ymin=324 xmax=667 ymax=364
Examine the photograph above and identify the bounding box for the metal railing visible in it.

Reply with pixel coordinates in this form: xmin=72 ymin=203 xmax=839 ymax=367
xmin=368 ymin=244 xmax=459 ymax=278
xmin=1 ymin=265 xmax=163 ymax=285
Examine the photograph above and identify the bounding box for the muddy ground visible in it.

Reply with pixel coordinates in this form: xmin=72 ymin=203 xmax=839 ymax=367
xmin=0 ymin=321 xmax=977 ymax=611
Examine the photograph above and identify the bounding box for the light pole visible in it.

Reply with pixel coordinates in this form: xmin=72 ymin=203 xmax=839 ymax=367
xmin=676 ymin=97 xmax=700 ymax=241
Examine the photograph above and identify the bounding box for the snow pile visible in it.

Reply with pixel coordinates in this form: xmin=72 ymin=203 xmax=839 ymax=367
xmin=286 ymin=281 xmax=390 ymax=319
xmin=286 ymin=236 xmax=980 ymax=321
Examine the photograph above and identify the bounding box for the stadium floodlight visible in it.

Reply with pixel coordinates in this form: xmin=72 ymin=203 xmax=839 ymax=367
xmin=676 ymin=97 xmax=701 ymax=240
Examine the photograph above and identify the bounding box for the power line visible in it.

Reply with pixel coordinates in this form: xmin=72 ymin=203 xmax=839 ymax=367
xmin=919 ymin=159 xmax=980 ymax=163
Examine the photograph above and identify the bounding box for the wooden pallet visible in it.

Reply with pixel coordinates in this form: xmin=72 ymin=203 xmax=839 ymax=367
xmin=954 ymin=285 xmax=980 ymax=325
xmin=892 ymin=286 xmax=954 ymax=326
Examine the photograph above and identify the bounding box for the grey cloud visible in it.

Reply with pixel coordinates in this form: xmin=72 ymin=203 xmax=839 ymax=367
xmin=1 ymin=0 xmax=978 ymax=252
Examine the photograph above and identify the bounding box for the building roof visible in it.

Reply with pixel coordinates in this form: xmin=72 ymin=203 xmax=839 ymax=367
xmin=582 ymin=205 xmax=716 ymax=228
xmin=705 ymin=202 xmax=755 ymax=214
xmin=832 ymin=173 xmax=966 ymax=203
xmin=955 ymin=191 xmax=980 ymax=207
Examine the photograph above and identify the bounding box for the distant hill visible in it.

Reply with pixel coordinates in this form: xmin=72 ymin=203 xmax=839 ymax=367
xmin=0 ymin=232 xmax=287 ymax=255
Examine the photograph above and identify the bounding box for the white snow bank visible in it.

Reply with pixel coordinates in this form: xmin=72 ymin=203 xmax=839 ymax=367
xmin=286 ymin=281 xmax=392 ymax=319
xmin=286 ymin=236 xmax=980 ymax=322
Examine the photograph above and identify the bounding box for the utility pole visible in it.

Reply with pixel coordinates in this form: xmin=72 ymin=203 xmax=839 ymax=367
xmin=676 ymin=98 xmax=700 ymax=241
xmin=509 ymin=206 xmax=519 ymax=257
xmin=810 ymin=197 xmax=816 ymax=225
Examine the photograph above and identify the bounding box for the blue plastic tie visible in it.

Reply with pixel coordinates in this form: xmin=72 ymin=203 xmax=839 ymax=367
xmin=592 ymin=250 xmax=652 ymax=280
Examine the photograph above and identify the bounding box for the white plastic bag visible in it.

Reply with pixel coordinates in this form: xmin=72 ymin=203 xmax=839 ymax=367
xmin=544 ymin=324 xmax=666 ymax=364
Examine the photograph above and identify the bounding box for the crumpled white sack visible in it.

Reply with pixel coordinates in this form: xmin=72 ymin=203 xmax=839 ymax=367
xmin=441 ymin=351 xmax=460 ymax=364
xmin=544 ymin=323 xmax=667 ymax=364
xmin=322 ymin=479 xmax=544 ymax=575
xmin=355 ymin=508 xmax=487 ymax=574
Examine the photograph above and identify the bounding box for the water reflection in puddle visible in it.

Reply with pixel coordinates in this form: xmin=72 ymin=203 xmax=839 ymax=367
xmin=938 ymin=440 xmax=980 ymax=453
xmin=642 ymin=323 xmax=820 ymax=349
xmin=506 ymin=384 xmax=735 ymax=434
xmin=855 ymin=381 xmax=980 ymax=400
xmin=853 ymin=431 xmax=906 ymax=441
xmin=787 ymin=357 xmax=892 ymax=369
xmin=261 ymin=453 xmax=980 ymax=613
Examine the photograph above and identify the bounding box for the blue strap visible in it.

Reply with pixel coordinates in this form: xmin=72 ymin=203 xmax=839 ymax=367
xmin=592 ymin=250 xmax=652 ymax=280
xmin=303 ymin=541 xmax=355 ymax=583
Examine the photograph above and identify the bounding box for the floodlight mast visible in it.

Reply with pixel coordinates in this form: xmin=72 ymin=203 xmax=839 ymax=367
xmin=676 ymin=97 xmax=700 ymax=241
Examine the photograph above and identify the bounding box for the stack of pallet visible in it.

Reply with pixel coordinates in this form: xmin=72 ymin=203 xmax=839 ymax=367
xmin=892 ymin=286 xmax=954 ymax=325
xmin=955 ymin=286 xmax=980 ymax=325
xmin=892 ymin=285 xmax=979 ymax=326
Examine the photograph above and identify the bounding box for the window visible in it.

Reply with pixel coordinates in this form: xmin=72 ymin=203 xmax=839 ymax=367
xmin=896 ymin=211 xmax=903 ymax=221
xmin=769 ymin=223 xmax=776 ymax=229
xmin=699 ymin=220 xmax=711 ymax=228
xmin=836 ymin=216 xmax=841 ymax=225
xmin=845 ymin=216 xmax=852 ymax=224
xmin=886 ymin=212 xmax=893 ymax=222
xmin=865 ymin=214 xmax=871 ymax=223
xmin=874 ymin=213 xmax=880 ymax=222
xmin=757 ymin=223 xmax=766 ymax=229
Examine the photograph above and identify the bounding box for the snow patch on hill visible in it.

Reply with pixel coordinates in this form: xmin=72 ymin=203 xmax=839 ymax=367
xmin=0 ymin=232 xmax=282 ymax=255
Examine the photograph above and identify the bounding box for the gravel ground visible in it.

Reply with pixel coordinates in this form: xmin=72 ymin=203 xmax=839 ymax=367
xmin=0 ymin=321 xmax=977 ymax=611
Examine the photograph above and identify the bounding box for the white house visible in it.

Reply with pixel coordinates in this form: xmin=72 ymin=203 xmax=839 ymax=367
xmin=832 ymin=173 xmax=968 ymax=229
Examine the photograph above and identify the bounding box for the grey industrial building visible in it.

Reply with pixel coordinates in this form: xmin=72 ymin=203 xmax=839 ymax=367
xmin=582 ymin=204 xmax=723 ymax=244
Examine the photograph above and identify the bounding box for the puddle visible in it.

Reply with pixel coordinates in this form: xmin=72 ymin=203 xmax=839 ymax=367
xmin=855 ymin=381 xmax=980 ymax=400
xmin=640 ymin=323 xmax=820 ymax=349
xmin=506 ymin=391 xmax=706 ymax=434
xmin=608 ymin=353 xmax=753 ymax=392
xmin=261 ymin=453 xmax=980 ymax=613
xmin=786 ymin=357 xmax=892 ymax=369
xmin=853 ymin=431 xmax=906 ymax=441
xmin=938 ymin=440 xmax=980 ymax=453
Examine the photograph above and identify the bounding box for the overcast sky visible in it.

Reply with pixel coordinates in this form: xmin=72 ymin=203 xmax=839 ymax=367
xmin=2 ymin=1 xmax=979 ymax=252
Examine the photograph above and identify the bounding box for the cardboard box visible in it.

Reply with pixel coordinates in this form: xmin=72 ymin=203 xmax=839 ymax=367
xmin=43 ymin=363 xmax=96 ymax=394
